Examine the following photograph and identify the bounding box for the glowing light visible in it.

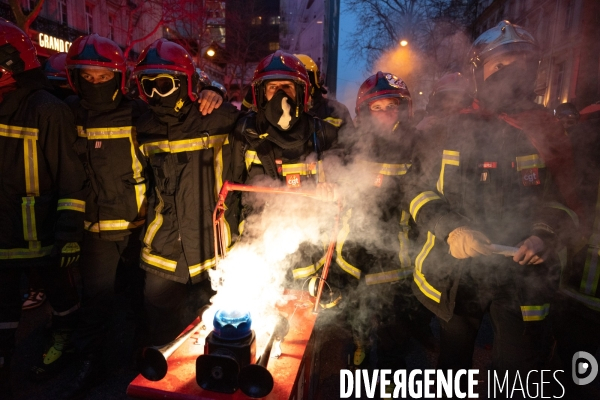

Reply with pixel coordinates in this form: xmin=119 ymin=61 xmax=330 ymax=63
xmin=419 ymin=91 xmax=423 ymax=95
xmin=207 ymin=49 xmax=216 ymax=57
xmin=400 ymin=40 xmax=408 ymax=47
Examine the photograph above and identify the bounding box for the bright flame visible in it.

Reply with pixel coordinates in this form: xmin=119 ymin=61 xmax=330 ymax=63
xmin=400 ymin=40 xmax=408 ymax=47
xmin=207 ymin=49 xmax=216 ymax=57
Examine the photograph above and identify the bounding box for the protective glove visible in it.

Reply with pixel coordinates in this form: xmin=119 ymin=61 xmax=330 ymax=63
xmin=55 ymin=242 xmax=81 ymax=267
xmin=513 ymin=235 xmax=546 ymax=265
xmin=447 ymin=226 xmax=493 ymax=259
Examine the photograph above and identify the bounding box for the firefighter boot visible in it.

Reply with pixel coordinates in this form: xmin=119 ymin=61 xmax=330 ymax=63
xmin=0 ymin=354 xmax=13 ymax=400
xmin=60 ymin=353 xmax=105 ymax=400
xmin=29 ymin=327 xmax=75 ymax=381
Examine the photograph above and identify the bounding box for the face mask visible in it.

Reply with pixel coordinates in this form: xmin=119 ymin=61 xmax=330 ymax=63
xmin=148 ymin=79 xmax=190 ymax=118
xmin=368 ymin=108 xmax=400 ymax=133
xmin=264 ymin=90 xmax=300 ymax=131
xmin=78 ymin=76 xmax=121 ymax=111
xmin=479 ymin=62 xmax=535 ymax=112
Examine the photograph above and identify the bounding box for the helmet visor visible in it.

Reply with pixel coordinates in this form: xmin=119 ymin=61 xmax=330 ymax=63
xmin=139 ymin=73 xmax=181 ymax=98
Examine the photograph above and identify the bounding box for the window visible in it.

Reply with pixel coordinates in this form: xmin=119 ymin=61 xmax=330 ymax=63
xmin=59 ymin=0 xmax=68 ymax=25
xmin=269 ymin=42 xmax=279 ymax=51
xmin=108 ymin=14 xmax=115 ymax=40
xmin=553 ymin=62 xmax=565 ymax=105
xmin=251 ymin=16 xmax=262 ymax=25
xmin=269 ymin=16 xmax=280 ymax=25
xmin=85 ymin=4 xmax=94 ymax=34
xmin=564 ymin=0 xmax=574 ymax=31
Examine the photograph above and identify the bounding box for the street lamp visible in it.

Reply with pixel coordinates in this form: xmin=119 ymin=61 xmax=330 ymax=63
xmin=400 ymin=40 xmax=408 ymax=47
xmin=206 ymin=48 xmax=216 ymax=57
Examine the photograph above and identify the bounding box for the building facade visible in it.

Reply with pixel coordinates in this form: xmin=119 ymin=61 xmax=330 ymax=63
xmin=0 ymin=0 xmax=163 ymax=62
xmin=279 ymin=0 xmax=340 ymax=96
xmin=473 ymin=0 xmax=600 ymax=110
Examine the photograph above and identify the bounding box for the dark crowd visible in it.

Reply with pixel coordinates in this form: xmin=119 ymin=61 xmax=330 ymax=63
xmin=1 ymin=16 xmax=599 ymax=400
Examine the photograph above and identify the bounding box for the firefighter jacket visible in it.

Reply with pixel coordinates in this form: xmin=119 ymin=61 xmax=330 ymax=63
xmin=561 ymin=115 xmax=600 ymax=311
xmin=0 ymin=84 xmax=87 ymax=264
xmin=230 ymin=111 xmax=338 ymax=280
xmin=67 ymin=97 xmax=148 ymax=240
xmin=403 ymin=107 xmax=576 ymax=322
xmin=310 ymin=94 xmax=354 ymax=139
xmin=335 ymin=124 xmax=418 ymax=287
xmin=137 ymin=102 xmax=240 ymax=284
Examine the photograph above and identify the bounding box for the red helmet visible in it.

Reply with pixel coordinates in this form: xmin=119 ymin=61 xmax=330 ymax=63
xmin=42 ymin=52 xmax=68 ymax=81
xmin=355 ymin=71 xmax=412 ymax=117
xmin=65 ymin=34 xmax=127 ymax=94
xmin=134 ymin=39 xmax=198 ymax=102
xmin=0 ymin=19 xmax=40 ymax=86
xmin=251 ymin=51 xmax=310 ymax=111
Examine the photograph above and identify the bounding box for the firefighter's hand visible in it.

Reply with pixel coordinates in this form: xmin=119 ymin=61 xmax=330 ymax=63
xmin=513 ymin=235 xmax=546 ymax=265
xmin=315 ymin=182 xmax=339 ymax=202
xmin=197 ymin=89 xmax=223 ymax=115
xmin=447 ymin=227 xmax=493 ymax=259
xmin=54 ymin=241 xmax=81 ymax=267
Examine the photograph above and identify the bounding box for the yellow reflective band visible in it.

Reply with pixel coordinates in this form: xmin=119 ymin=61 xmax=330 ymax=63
xmin=317 ymin=160 xmax=326 ymax=183
xmin=323 ymin=117 xmax=343 ymax=128
xmin=57 ymin=199 xmax=85 ymax=212
xmin=0 ymin=322 xmax=19 ymax=329
xmin=83 ymin=126 xmax=134 ymax=140
xmin=409 ymin=191 xmax=441 ymax=220
xmin=360 ymin=160 xmax=411 ymax=176
xmin=0 ymin=241 xmax=53 ymax=259
xmin=544 ymin=201 xmax=579 ymax=228
xmin=126 ymin=131 xmax=146 ymax=215
xmin=581 ymin=180 xmax=600 ymax=295
xmin=143 ymin=190 xmax=164 ymax=246
xmin=141 ymin=134 xmax=229 ymax=156
xmin=141 ymin=247 xmax=177 ymax=272
xmin=365 ymin=268 xmax=413 ymax=285
xmin=292 ymin=256 xmax=326 ymax=279
xmin=281 ymin=163 xmax=317 ymax=176
xmin=398 ymin=210 xmax=411 ymax=268
xmin=84 ymin=219 xmax=145 ymax=232
xmin=520 ymin=304 xmax=550 ymax=321
xmin=437 ymin=150 xmax=460 ymax=194
xmin=561 ymin=287 xmax=600 ymax=312
xmin=245 ymin=150 xmax=262 ymax=170
xmin=413 ymin=232 xmax=441 ymax=302
xmin=335 ymin=208 xmax=361 ymax=279
xmin=0 ymin=123 xmax=38 ymax=139
xmin=189 ymin=257 xmax=216 ymax=277
xmin=77 ymin=126 xmax=86 ymax=137
xmin=242 ymin=98 xmax=253 ymax=109
xmin=213 ymin=137 xmax=226 ymax=200
xmin=515 ymin=154 xmax=545 ymax=171
xmin=24 ymin=139 xmax=40 ymax=196
xmin=21 ymin=197 xmax=37 ymax=241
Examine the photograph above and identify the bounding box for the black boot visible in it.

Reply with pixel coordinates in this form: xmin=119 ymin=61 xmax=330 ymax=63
xmin=29 ymin=327 xmax=75 ymax=381
xmin=60 ymin=354 xmax=105 ymax=400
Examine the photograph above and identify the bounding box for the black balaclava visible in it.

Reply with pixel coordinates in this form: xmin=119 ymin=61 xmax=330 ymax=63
xmin=148 ymin=78 xmax=191 ymax=120
xmin=77 ymin=73 xmax=122 ymax=111
xmin=478 ymin=62 xmax=536 ymax=113
xmin=263 ymin=89 xmax=300 ymax=131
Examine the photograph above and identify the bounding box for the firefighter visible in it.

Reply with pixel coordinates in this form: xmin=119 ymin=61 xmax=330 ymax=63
xmin=59 ymin=35 xmax=225 ymax=398
xmin=133 ymin=39 xmax=241 ymax=346
xmin=553 ymin=106 xmax=600 ymax=398
xmin=401 ymin=20 xmax=578 ymax=381
xmin=554 ymin=102 xmax=580 ymax=133
xmin=230 ymin=51 xmax=338 ymax=292
xmin=41 ymin=52 xmax=73 ymax=100
xmin=0 ymin=20 xmax=86 ymax=398
xmin=333 ymin=72 xmax=431 ymax=369
xmin=294 ymin=54 xmax=353 ymax=137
